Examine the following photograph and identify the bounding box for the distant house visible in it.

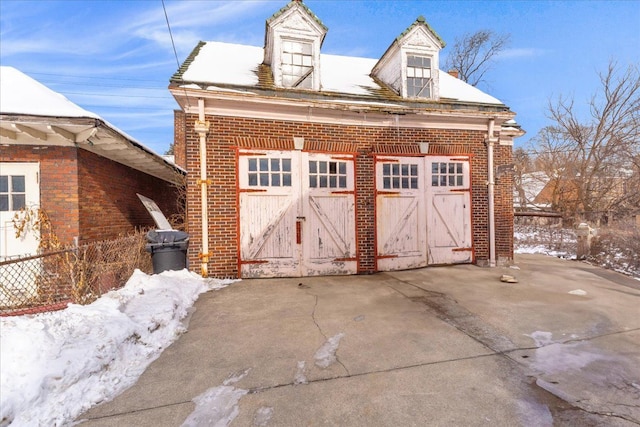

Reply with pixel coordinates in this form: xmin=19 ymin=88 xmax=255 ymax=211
xmin=514 ymin=171 xmax=553 ymax=212
xmin=515 ymin=169 xmax=636 ymax=224
xmin=0 ymin=66 xmax=183 ymax=260
xmin=170 ymin=0 xmax=524 ymax=278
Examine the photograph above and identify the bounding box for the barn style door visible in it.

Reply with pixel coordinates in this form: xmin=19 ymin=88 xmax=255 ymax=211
xmin=239 ymin=151 xmax=301 ymax=277
xmin=375 ymin=157 xmax=427 ymax=271
xmin=302 ymin=153 xmax=357 ymax=275
xmin=238 ymin=150 xmax=356 ymax=278
xmin=427 ymin=156 xmax=472 ymax=265
xmin=375 ymin=155 xmax=472 ymax=271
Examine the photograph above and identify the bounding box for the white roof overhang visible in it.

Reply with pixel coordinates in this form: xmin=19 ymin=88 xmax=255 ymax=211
xmin=0 ymin=114 xmax=184 ymax=184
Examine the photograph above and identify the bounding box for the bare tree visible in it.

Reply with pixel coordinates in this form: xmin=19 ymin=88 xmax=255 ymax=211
xmin=513 ymin=147 xmax=532 ymax=211
xmin=443 ymin=30 xmax=510 ymax=87
xmin=531 ymin=61 xmax=640 ymax=224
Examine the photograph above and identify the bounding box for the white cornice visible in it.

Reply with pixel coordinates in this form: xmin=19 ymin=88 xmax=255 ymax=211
xmin=170 ymin=87 xmax=515 ymax=131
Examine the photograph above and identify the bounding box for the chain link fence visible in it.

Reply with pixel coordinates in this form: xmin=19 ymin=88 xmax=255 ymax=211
xmin=1 ymin=233 xmax=152 ymax=317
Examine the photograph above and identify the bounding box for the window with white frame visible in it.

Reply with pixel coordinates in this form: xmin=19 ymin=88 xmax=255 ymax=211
xmin=382 ymin=163 xmax=419 ymax=189
xmin=406 ymin=55 xmax=432 ymax=98
xmin=281 ymin=40 xmax=313 ymax=89
xmin=431 ymin=162 xmax=464 ymax=187
xmin=309 ymin=160 xmax=347 ymax=189
xmin=247 ymin=158 xmax=292 ymax=187
xmin=0 ymin=175 xmax=26 ymax=211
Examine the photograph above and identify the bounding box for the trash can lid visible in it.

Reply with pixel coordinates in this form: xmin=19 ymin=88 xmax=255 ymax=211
xmin=146 ymin=230 xmax=189 ymax=243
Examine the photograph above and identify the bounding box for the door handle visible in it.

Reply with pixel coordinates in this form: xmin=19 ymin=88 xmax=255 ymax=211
xmin=296 ymin=219 xmax=303 ymax=244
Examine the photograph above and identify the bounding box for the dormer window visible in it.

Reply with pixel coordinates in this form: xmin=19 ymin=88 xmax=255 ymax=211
xmin=371 ymin=16 xmax=445 ymax=100
xmin=263 ymin=1 xmax=327 ymax=91
xmin=407 ymin=55 xmax=432 ymax=98
xmin=282 ymin=40 xmax=313 ymax=89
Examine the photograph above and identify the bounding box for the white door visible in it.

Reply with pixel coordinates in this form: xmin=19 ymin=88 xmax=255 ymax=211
xmin=427 ymin=157 xmax=472 ymax=264
xmin=303 ymin=153 xmax=356 ymax=275
xmin=375 ymin=157 xmax=427 ymax=271
xmin=239 ymin=151 xmax=300 ymax=277
xmin=238 ymin=150 xmax=356 ymax=278
xmin=0 ymin=162 xmax=40 ymax=260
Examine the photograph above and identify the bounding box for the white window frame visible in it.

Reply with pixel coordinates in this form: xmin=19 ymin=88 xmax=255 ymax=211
xmin=280 ymin=38 xmax=314 ymax=89
xmin=406 ymin=54 xmax=433 ymax=99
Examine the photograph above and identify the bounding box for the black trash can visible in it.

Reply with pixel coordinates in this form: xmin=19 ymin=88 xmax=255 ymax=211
xmin=145 ymin=230 xmax=189 ymax=274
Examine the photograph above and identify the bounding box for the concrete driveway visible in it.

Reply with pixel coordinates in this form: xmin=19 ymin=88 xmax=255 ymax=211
xmin=79 ymin=254 xmax=640 ymax=426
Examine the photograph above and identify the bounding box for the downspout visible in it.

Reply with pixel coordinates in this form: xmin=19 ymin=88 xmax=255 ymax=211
xmin=194 ymin=98 xmax=211 ymax=277
xmin=487 ymin=118 xmax=497 ymax=267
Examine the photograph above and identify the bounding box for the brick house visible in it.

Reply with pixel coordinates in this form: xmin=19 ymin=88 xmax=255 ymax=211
xmin=170 ymin=1 xmax=524 ymax=278
xmin=0 ymin=66 xmax=183 ymax=259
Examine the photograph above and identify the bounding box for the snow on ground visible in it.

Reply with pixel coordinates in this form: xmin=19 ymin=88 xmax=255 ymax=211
xmin=1 ymin=226 xmax=636 ymax=426
xmin=515 ymin=224 xmax=640 ymax=279
xmin=314 ymin=333 xmax=345 ymax=369
xmin=0 ymin=269 xmax=234 ymax=427
xmin=181 ymin=369 xmax=250 ymax=427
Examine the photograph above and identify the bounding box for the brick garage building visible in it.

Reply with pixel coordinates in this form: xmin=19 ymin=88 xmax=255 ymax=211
xmin=0 ymin=67 xmax=183 ymax=259
xmin=170 ymin=1 xmax=524 ymax=278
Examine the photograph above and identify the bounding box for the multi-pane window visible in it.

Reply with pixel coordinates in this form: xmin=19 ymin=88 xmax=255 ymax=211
xmin=407 ymin=55 xmax=432 ymax=98
xmin=0 ymin=175 xmax=26 ymax=211
xmin=248 ymin=158 xmax=292 ymax=187
xmin=309 ymin=160 xmax=347 ymax=189
xmin=431 ymin=162 xmax=464 ymax=187
xmin=382 ymin=163 xmax=419 ymax=189
xmin=282 ymin=40 xmax=313 ymax=89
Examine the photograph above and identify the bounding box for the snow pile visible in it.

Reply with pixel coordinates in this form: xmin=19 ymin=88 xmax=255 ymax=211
xmin=0 ymin=269 xmax=233 ymax=427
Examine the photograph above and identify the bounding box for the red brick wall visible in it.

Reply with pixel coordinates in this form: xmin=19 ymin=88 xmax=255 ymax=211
xmin=177 ymin=114 xmax=514 ymax=277
xmin=495 ymin=144 xmax=515 ymax=263
xmin=1 ymin=145 xmax=180 ymax=246
xmin=1 ymin=145 xmax=81 ymax=246
xmin=77 ymin=149 xmax=180 ymax=243
xmin=173 ymin=110 xmax=187 ymax=169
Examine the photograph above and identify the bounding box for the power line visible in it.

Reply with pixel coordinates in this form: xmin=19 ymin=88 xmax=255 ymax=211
xmin=39 ymin=80 xmax=168 ymax=90
xmin=63 ymin=91 xmax=173 ymax=100
xmin=25 ymin=71 xmax=165 ymax=83
xmin=162 ymin=0 xmax=192 ymax=109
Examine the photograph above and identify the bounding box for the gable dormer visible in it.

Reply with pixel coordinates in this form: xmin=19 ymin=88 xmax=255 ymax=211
xmin=372 ymin=16 xmax=445 ymax=100
xmin=264 ymin=0 xmax=327 ymax=91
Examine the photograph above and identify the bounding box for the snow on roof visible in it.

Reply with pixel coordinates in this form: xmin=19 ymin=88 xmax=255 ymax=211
xmin=0 ymin=66 xmax=184 ymax=181
xmin=0 ymin=66 xmax=99 ymax=118
xmin=438 ymin=70 xmax=502 ymax=105
xmin=182 ymin=42 xmax=261 ymax=87
xmin=179 ymin=41 xmax=503 ymax=105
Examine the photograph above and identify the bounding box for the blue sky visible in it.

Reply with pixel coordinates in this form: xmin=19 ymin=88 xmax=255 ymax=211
xmin=1 ymin=0 xmax=638 ymax=156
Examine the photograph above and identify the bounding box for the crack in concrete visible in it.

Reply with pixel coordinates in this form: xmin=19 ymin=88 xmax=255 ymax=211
xmin=80 ymin=401 xmax=187 ymax=421
xmin=566 ymin=406 xmax=640 ymax=425
xmin=307 ymin=292 xmax=350 ymax=376
xmin=246 ymin=350 xmax=507 ymax=395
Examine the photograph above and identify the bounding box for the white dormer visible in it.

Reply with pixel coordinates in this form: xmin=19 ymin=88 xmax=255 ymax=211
xmin=372 ymin=16 xmax=445 ymax=100
xmin=263 ymin=1 xmax=327 ymax=90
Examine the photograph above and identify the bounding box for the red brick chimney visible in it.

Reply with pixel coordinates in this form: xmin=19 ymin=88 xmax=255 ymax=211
xmin=448 ymin=69 xmax=459 ymax=79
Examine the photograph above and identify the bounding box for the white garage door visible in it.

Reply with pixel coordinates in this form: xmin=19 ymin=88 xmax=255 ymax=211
xmin=375 ymin=157 xmax=427 ymax=271
xmin=375 ymin=155 xmax=472 ymax=271
xmin=238 ymin=150 xmax=356 ymax=278
xmin=427 ymin=157 xmax=472 ymax=265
